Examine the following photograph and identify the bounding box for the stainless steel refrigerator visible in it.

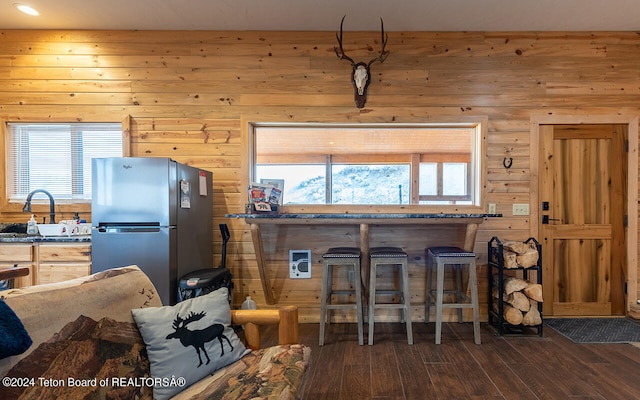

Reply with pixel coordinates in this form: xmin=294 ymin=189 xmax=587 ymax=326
xmin=91 ymin=157 xmax=213 ymax=305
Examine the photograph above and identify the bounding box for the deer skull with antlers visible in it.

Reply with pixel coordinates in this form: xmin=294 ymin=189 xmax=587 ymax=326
xmin=335 ymin=16 xmax=389 ymax=108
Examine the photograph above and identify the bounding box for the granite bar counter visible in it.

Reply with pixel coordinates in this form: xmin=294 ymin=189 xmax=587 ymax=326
xmin=228 ymin=212 xmax=498 ymax=222
xmin=226 ymin=212 xmax=501 ymax=304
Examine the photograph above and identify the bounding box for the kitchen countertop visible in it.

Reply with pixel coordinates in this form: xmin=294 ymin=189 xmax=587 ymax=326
xmin=0 ymin=222 xmax=91 ymax=243
xmin=0 ymin=234 xmax=91 ymax=243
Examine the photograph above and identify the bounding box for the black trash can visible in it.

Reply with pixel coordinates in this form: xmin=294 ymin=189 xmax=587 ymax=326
xmin=177 ymin=267 xmax=233 ymax=303
xmin=177 ymin=223 xmax=234 ymax=303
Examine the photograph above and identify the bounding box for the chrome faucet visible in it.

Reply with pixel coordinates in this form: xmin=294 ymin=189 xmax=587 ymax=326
xmin=22 ymin=189 xmax=56 ymax=224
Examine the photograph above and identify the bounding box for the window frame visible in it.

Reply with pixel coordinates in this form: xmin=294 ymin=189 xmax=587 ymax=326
xmin=1 ymin=116 xmax=130 ymax=213
xmin=418 ymin=161 xmax=473 ymax=204
xmin=246 ymin=120 xmax=487 ymax=214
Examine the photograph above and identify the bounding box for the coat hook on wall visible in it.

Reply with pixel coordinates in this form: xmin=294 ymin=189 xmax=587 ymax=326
xmin=503 ymin=157 xmax=513 ymax=169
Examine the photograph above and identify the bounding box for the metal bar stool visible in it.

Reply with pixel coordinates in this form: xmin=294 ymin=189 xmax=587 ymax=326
xmin=320 ymin=247 xmax=364 ymax=345
xmin=368 ymin=247 xmax=413 ymax=345
xmin=425 ymin=246 xmax=481 ymax=344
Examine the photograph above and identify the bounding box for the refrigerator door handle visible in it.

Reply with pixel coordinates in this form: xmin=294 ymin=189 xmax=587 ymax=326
xmin=97 ymin=226 xmax=175 ymax=234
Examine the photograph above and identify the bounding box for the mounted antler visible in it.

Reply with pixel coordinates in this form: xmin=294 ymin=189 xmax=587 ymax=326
xmin=335 ymin=15 xmax=389 ymax=108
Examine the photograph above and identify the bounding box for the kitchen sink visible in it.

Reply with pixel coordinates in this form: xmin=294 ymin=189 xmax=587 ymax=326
xmin=0 ymin=223 xmax=27 ymax=234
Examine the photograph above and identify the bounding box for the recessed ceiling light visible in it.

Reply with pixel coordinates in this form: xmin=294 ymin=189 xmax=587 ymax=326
xmin=14 ymin=3 xmax=39 ymax=16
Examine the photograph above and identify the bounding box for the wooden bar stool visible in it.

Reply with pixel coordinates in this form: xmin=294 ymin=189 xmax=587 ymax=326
xmin=320 ymin=247 xmax=364 ymax=346
xmin=425 ymin=246 xmax=481 ymax=344
xmin=368 ymin=247 xmax=413 ymax=345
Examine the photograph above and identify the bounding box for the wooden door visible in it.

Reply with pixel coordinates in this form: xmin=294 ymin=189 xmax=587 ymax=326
xmin=539 ymin=124 xmax=627 ymax=316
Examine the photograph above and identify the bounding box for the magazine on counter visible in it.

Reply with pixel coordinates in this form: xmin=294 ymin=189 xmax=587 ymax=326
xmin=249 ymin=182 xmax=277 ymax=212
xmin=260 ymin=178 xmax=284 ymax=205
xmin=268 ymin=187 xmax=282 ymax=207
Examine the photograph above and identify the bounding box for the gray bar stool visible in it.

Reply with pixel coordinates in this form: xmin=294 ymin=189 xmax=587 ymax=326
xmin=425 ymin=246 xmax=481 ymax=344
xmin=368 ymin=247 xmax=413 ymax=345
xmin=320 ymin=247 xmax=364 ymax=345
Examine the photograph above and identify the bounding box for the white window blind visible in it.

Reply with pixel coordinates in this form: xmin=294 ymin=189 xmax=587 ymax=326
xmin=6 ymin=123 xmax=123 ymax=201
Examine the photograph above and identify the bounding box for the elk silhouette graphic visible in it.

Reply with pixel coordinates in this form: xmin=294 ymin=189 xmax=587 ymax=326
xmin=166 ymin=310 xmax=233 ymax=367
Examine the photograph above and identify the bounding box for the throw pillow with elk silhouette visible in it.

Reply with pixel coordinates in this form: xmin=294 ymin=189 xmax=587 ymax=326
xmin=132 ymin=287 xmax=249 ymax=400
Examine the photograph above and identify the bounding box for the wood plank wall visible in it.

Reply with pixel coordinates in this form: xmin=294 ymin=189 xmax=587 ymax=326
xmin=0 ymin=30 xmax=639 ymax=321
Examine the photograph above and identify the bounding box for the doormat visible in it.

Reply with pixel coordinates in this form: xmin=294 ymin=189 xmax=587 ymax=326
xmin=545 ymin=318 xmax=640 ymax=344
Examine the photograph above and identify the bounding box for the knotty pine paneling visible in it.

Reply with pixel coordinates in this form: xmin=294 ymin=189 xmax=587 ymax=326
xmin=0 ymin=30 xmax=639 ymax=319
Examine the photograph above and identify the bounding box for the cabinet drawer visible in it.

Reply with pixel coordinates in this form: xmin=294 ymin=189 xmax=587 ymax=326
xmin=0 ymin=244 xmax=33 ymax=262
xmin=37 ymin=244 xmax=91 ymax=262
xmin=37 ymin=263 xmax=91 ymax=285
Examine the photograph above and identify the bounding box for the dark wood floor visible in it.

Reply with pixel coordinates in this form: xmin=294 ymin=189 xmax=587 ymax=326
xmin=259 ymin=321 xmax=640 ymax=400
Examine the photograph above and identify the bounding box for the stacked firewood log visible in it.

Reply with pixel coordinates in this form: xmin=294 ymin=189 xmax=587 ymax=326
xmin=492 ymin=240 xmax=543 ymax=326
xmin=492 ymin=276 xmax=543 ymax=326
xmin=500 ymin=240 xmax=539 ymax=268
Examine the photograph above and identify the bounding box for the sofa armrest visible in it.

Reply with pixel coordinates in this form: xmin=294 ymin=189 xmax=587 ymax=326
xmin=230 ymin=305 xmax=299 ymax=350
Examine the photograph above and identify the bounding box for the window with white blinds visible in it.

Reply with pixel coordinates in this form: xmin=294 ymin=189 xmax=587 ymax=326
xmin=6 ymin=123 xmax=123 ymax=201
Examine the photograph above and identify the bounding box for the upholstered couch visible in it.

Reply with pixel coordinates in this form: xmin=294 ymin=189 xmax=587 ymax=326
xmin=0 ymin=266 xmax=310 ymax=399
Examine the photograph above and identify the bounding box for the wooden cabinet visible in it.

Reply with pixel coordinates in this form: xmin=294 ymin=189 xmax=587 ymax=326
xmin=35 ymin=243 xmax=92 ymax=285
xmin=0 ymin=243 xmax=34 ymax=287
xmin=0 ymin=241 xmax=92 ymax=287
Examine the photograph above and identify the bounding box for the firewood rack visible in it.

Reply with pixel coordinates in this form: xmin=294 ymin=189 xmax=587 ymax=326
xmin=488 ymin=236 xmax=543 ymax=336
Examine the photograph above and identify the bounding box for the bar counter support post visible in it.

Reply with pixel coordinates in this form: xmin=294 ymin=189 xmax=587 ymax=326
xmin=460 ymin=221 xmax=480 ymax=321
xmin=250 ymin=223 xmax=276 ymax=304
xmin=463 ymin=223 xmax=479 ymax=251
xmin=360 ymin=223 xmax=370 ymax=320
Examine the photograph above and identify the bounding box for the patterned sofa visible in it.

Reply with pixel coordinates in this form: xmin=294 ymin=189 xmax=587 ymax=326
xmin=0 ymin=266 xmax=310 ymax=399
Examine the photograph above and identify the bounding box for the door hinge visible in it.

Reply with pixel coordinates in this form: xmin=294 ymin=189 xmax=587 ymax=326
xmin=625 ymin=214 xmax=628 ymax=227
xmin=626 ymin=139 xmax=629 ymax=152
xmin=624 ymin=281 xmax=628 ymax=294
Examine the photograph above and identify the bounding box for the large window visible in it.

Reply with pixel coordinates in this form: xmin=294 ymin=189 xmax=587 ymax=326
xmin=6 ymin=122 xmax=123 ymax=202
xmin=251 ymin=123 xmax=484 ymax=207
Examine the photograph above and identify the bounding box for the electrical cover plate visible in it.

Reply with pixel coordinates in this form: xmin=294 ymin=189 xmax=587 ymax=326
xmin=513 ymin=203 xmax=530 ymax=215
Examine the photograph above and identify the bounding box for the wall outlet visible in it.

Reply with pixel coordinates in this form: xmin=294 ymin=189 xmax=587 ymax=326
xmin=488 ymin=203 xmax=497 ymax=214
xmin=513 ymin=204 xmax=530 ymax=216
